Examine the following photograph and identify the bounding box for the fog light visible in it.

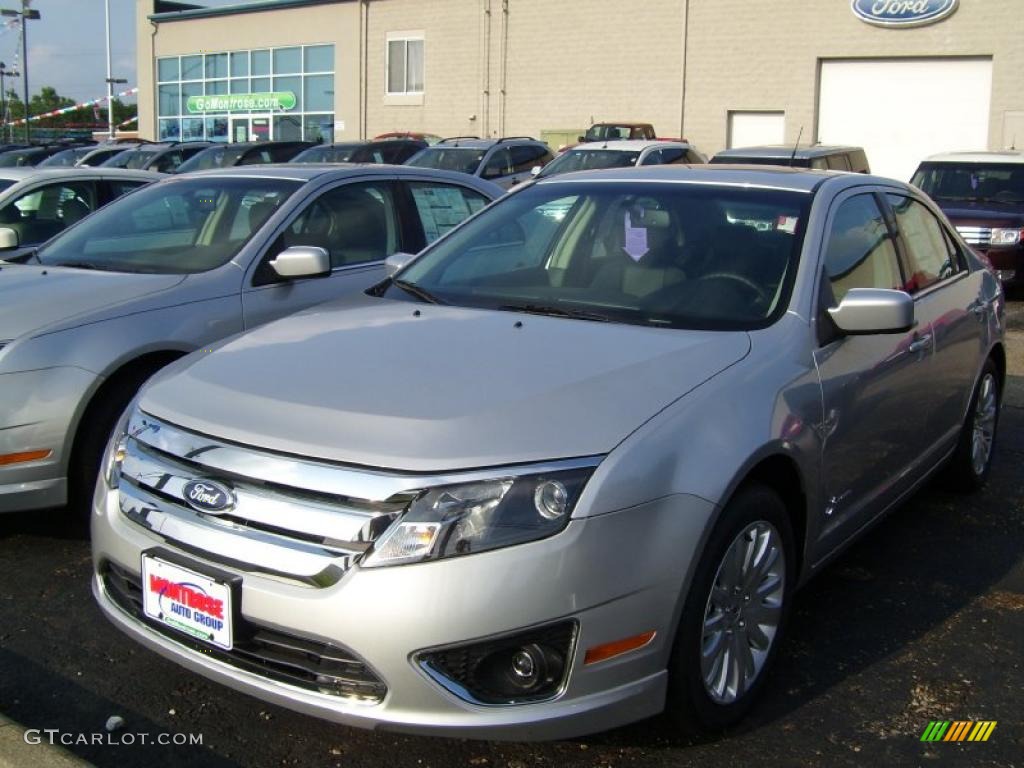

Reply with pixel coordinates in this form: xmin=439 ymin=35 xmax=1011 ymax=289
xmin=417 ymin=621 xmax=577 ymax=705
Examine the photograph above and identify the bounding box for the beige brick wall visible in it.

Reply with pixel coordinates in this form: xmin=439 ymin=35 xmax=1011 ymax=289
xmin=682 ymin=0 xmax=1024 ymax=156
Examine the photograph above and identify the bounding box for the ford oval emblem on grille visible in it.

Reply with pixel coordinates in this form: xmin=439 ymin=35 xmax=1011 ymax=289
xmin=182 ymin=479 xmax=236 ymax=515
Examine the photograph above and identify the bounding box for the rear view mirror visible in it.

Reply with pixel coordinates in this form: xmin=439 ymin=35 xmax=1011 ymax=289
xmin=269 ymin=246 xmax=330 ymax=279
xmin=385 ymin=251 xmax=416 ymax=277
xmin=0 ymin=227 xmax=18 ymax=250
xmin=828 ymin=288 xmax=914 ymax=334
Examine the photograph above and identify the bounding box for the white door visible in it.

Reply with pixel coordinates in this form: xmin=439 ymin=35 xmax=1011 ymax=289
xmin=727 ymin=111 xmax=785 ymax=149
xmin=818 ymin=58 xmax=992 ymax=182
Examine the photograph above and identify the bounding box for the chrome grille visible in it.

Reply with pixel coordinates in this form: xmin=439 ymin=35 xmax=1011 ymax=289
xmin=956 ymin=225 xmax=991 ymax=246
xmin=118 ymin=411 xmax=409 ymax=586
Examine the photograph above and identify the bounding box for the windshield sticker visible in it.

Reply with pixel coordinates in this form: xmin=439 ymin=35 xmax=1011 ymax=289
xmin=623 ymin=212 xmax=649 ymax=262
xmin=776 ymin=215 xmax=799 ymax=234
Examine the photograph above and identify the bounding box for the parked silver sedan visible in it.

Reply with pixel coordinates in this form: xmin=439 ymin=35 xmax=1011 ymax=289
xmin=91 ymin=166 xmax=1004 ymax=740
xmin=0 ymin=165 xmax=501 ymax=514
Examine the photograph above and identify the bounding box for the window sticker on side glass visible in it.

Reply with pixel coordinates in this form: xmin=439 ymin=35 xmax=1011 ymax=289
xmin=776 ymin=215 xmax=799 ymax=234
xmin=412 ymin=187 xmax=473 ymax=242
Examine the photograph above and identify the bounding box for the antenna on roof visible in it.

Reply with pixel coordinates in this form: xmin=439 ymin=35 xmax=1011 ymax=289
xmin=789 ymin=126 xmax=804 ymax=167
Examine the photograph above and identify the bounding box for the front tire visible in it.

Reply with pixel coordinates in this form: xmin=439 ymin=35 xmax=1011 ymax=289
xmin=946 ymin=358 xmax=1000 ymax=492
xmin=665 ymin=484 xmax=795 ymax=733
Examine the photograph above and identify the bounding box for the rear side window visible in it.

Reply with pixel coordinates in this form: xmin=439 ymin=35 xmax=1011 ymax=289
xmin=482 ymin=148 xmax=512 ymax=179
xmin=826 ymin=154 xmax=851 ymax=172
xmin=886 ymin=194 xmax=962 ymax=293
xmin=510 ymin=144 xmax=549 ymax=174
xmin=823 ymin=194 xmax=902 ymax=303
xmin=407 ymin=181 xmax=489 ymax=244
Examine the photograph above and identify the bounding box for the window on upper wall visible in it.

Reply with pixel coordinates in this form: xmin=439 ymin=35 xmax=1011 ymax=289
xmin=387 ymin=36 xmax=424 ymax=95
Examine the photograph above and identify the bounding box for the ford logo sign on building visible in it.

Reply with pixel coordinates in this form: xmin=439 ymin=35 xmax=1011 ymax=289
xmin=851 ymin=0 xmax=958 ymax=27
xmin=182 ymin=480 xmax=236 ymax=515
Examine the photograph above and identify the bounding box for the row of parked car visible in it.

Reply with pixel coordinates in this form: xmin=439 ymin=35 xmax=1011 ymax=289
xmin=0 ymin=128 xmax=1016 ymax=740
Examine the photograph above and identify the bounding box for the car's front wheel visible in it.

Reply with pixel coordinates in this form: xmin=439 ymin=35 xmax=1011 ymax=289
xmin=666 ymin=484 xmax=795 ymax=733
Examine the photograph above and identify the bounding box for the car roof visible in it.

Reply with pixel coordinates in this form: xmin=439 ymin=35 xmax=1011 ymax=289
xmin=532 ymin=163 xmax=889 ymax=193
xmin=0 ymin=167 xmax=161 ymax=183
xmin=571 ymin=140 xmax=690 ymax=151
xmin=713 ymin=145 xmax=863 ymax=159
xmin=175 ymin=162 xmax=502 ymax=187
xmin=433 ymin=137 xmax=542 ymax=149
xmin=921 ymin=150 xmax=1024 ymax=164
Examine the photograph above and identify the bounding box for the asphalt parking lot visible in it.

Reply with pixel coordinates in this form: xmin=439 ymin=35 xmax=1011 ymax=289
xmin=2 ymin=305 xmax=1023 ymax=768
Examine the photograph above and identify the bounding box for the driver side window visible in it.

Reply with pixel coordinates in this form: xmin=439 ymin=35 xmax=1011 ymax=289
xmin=0 ymin=181 xmax=97 ymax=245
xmin=886 ymin=194 xmax=962 ymax=293
xmin=823 ymin=194 xmax=902 ymax=304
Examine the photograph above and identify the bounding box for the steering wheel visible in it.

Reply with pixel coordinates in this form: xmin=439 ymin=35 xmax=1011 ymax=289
xmin=697 ymin=272 xmax=768 ymax=304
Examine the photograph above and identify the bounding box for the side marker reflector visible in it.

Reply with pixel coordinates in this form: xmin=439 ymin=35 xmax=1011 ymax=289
xmin=0 ymin=449 xmax=53 ymax=466
xmin=584 ymin=631 xmax=656 ymax=665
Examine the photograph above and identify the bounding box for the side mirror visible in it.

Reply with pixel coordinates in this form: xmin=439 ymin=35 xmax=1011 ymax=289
xmin=828 ymin=288 xmax=914 ymax=334
xmin=530 ymin=165 xmax=542 ymax=177
xmin=269 ymin=246 xmax=330 ymax=279
xmin=577 ymin=136 xmax=585 ymax=143
xmin=384 ymin=251 xmax=416 ymax=278
xmin=0 ymin=227 xmax=19 ymax=250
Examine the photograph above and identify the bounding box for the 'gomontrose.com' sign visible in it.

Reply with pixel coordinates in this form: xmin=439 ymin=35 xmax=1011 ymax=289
xmin=186 ymin=92 xmax=297 ymax=113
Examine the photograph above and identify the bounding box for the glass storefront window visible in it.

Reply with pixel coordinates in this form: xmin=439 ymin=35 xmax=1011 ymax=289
xmin=205 ymin=116 xmax=229 ymax=142
xmin=206 ymin=79 xmax=228 ymax=95
xmin=273 ymin=47 xmax=301 ymax=75
xmin=304 ymin=45 xmax=333 ymax=73
xmin=157 ymin=57 xmax=179 ymax=83
xmin=230 ymin=51 xmax=248 ymax=78
xmin=158 ymin=118 xmax=180 ymax=141
xmin=273 ymin=76 xmax=302 ymax=111
xmin=158 ymin=84 xmax=179 ymax=117
xmin=230 ymin=78 xmax=250 ymax=94
xmin=304 ymin=75 xmax=333 ymax=112
xmin=205 ymin=53 xmax=228 ymax=79
xmin=303 ymin=114 xmax=334 ymax=143
xmin=251 ymin=77 xmax=270 ymax=93
xmin=251 ymin=49 xmax=270 ymax=76
xmin=182 ymin=55 xmax=203 ymax=80
xmin=273 ymin=115 xmax=302 ymax=141
xmin=181 ymin=81 xmax=202 ymax=116
xmin=182 ymin=117 xmax=205 ymax=141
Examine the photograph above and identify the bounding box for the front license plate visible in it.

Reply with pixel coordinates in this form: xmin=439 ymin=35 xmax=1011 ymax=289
xmin=141 ymin=554 xmax=233 ymax=650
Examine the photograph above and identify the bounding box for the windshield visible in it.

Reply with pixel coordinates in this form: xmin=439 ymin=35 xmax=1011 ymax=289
xmin=583 ymin=125 xmax=638 ymax=142
xmin=406 ymin=147 xmax=486 ymax=175
xmin=911 ymin=162 xmax=1024 ymax=204
xmin=0 ymin=179 xmax=14 ymax=193
xmin=388 ymin=182 xmax=810 ymax=330
xmin=292 ymin=144 xmax=362 ymax=163
xmin=175 ymin=145 xmax=245 ymax=173
xmin=102 ymin=149 xmax=157 ymax=169
xmin=39 ymin=148 xmax=91 ymax=167
xmin=0 ymin=149 xmax=41 ymax=167
xmin=709 ymin=155 xmax=811 ymax=168
xmin=538 ymin=149 xmax=641 ymax=178
xmin=36 ymin=177 xmax=301 ymax=274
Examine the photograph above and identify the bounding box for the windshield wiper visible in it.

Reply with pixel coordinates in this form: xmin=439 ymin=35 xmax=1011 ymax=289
xmin=498 ymin=302 xmax=612 ymax=323
xmin=51 ymin=261 xmax=109 ymax=271
xmin=392 ymin=278 xmax=444 ymax=305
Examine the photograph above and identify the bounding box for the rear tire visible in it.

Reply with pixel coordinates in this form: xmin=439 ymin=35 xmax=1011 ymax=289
xmin=946 ymin=358 xmax=1000 ymax=492
xmin=67 ymin=364 xmax=166 ymax=516
xmin=665 ymin=484 xmax=795 ymax=734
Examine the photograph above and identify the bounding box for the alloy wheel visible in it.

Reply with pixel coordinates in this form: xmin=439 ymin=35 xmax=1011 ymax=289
xmin=700 ymin=521 xmax=785 ymax=705
xmin=971 ymin=373 xmax=998 ymax=477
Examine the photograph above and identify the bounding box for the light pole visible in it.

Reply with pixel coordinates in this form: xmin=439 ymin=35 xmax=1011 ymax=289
xmin=103 ymin=0 xmax=127 ymax=140
xmin=1 ymin=1 xmax=40 ymax=143
xmin=0 ymin=61 xmax=18 ymax=143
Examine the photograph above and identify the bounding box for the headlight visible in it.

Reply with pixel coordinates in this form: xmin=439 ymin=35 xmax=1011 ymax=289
xmin=361 ymin=467 xmax=594 ymax=568
xmin=991 ymin=227 xmax=1023 ymax=246
xmin=102 ymin=406 xmax=135 ymax=490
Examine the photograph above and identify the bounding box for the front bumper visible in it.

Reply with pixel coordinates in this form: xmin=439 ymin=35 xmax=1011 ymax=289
xmin=92 ymin=481 xmax=715 ymax=740
xmin=0 ymin=366 xmax=98 ymax=513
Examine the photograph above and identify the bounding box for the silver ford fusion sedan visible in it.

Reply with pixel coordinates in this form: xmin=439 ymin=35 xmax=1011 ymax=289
xmin=0 ymin=165 xmax=500 ymax=514
xmin=91 ymin=166 xmax=1005 ymax=740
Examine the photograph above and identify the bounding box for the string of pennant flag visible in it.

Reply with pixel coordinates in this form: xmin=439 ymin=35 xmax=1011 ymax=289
xmin=7 ymin=87 xmax=139 ymax=125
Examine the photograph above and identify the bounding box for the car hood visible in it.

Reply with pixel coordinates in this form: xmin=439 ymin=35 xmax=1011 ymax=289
xmin=140 ymin=296 xmax=751 ymax=472
xmin=0 ymin=263 xmax=185 ymax=340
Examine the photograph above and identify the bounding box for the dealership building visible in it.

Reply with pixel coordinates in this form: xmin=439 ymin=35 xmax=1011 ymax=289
xmin=136 ymin=0 xmax=1023 ymax=179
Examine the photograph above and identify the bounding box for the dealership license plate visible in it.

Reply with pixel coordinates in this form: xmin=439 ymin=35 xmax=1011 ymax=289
xmin=141 ymin=555 xmax=233 ymax=650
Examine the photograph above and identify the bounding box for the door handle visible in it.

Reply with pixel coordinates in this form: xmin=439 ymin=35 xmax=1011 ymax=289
xmin=908 ymin=333 xmax=933 ymax=354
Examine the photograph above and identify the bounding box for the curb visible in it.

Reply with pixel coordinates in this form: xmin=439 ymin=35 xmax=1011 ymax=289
xmin=0 ymin=714 xmax=94 ymax=768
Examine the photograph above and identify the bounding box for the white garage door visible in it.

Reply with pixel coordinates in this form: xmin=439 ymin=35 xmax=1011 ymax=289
xmin=818 ymin=58 xmax=992 ymax=182
xmin=728 ymin=111 xmax=785 ymax=149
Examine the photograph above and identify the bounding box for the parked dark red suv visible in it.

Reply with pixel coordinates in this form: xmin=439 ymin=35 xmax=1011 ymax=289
xmin=911 ymin=151 xmax=1024 ymax=287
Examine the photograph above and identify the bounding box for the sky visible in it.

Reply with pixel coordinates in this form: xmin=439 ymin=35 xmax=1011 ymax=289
xmin=0 ymin=0 xmax=241 ymax=107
